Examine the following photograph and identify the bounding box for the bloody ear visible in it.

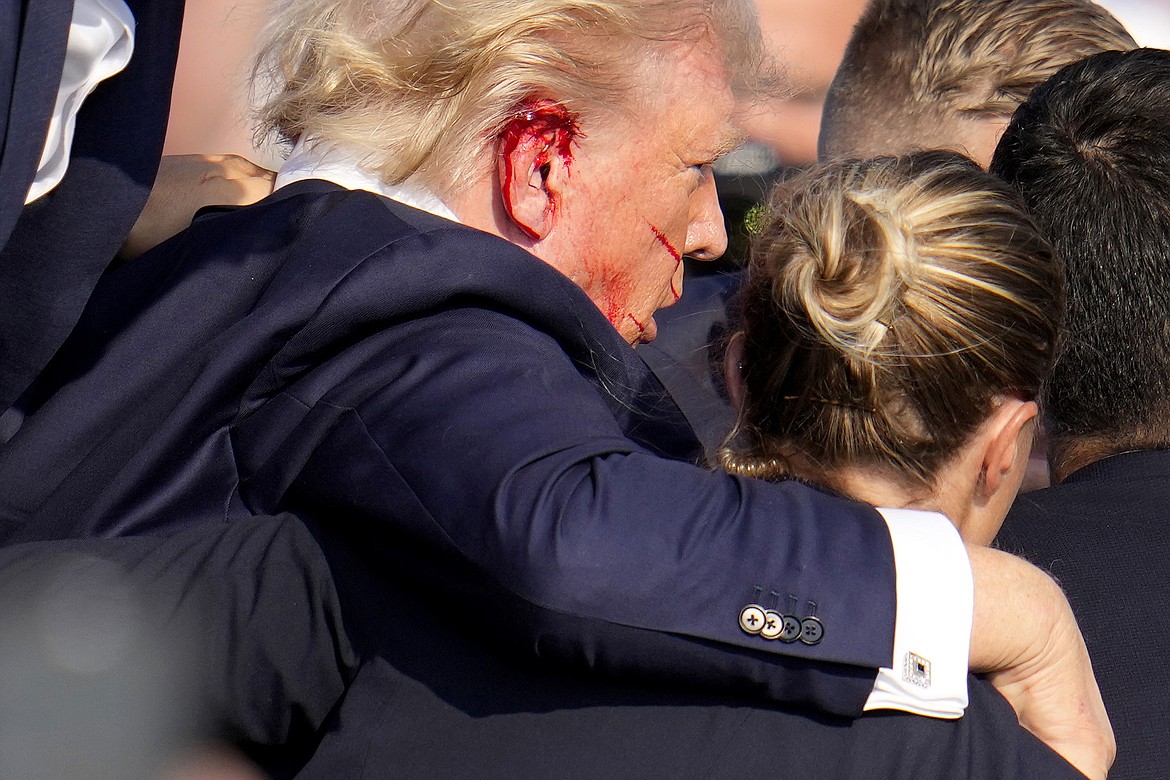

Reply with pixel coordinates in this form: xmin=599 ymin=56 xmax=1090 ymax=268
xmin=496 ymin=101 xmax=580 ymax=241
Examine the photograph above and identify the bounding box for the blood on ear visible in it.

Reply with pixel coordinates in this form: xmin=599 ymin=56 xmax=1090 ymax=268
xmin=497 ymin=100 xmax=582 ymax=238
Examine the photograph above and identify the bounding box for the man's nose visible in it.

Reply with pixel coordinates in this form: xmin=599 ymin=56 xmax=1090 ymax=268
xmin=684 ymin=165 xmax=728 ymax=261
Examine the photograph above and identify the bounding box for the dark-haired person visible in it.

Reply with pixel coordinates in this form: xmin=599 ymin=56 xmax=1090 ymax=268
xmin=818 ymin=0 xmax=1135 ymax=167
xmin=992 ymin=47 xmax=1170 ymax=779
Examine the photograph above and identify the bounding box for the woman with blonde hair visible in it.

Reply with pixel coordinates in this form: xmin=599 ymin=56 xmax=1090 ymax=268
xmin=723 ymin=150 xmax=1062 ymax=544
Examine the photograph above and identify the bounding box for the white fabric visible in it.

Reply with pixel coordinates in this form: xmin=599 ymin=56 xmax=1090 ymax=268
xmin=26 ymin=0 xmax=135 ymax=204
xmin=864 ymin=507 xmax=973 ymax=718
xmin=274 ymin=138 xmax=459 ymax=222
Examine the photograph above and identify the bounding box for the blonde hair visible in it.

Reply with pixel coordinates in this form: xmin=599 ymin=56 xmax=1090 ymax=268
xmin=820 ymin=0 xmax=1136 ymax=159
xmin=253 ymin=0 xmax=779 ymax=198
xmin=721 ymin=151 xmax=1061 ymax=489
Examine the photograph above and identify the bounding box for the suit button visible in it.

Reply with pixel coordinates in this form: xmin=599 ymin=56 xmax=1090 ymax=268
xmin=760 ymin=610 xmax=784 ymax=640
xmin=739 ymin=604 xmax=767 ymax=635
xmin=779 ymin=614 xmax=802 ymax=643
xmin=800 ymin=616 xmax=825 ymax=645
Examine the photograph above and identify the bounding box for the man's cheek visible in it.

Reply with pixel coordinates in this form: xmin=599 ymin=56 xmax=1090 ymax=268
xmin=596 ymin=270 xmax=637 ymax=329
xmin=648 ymin=223 xmax=683 ymax=302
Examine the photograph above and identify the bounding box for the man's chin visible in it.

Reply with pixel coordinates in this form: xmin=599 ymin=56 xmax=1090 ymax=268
xmin=638 ymin=314 xmax=658 ymax=344
xmin=623 ymin=312 xmax=657 ymax=346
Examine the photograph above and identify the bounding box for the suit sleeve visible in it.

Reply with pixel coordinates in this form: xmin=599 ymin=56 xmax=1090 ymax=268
xmin=0 ymin=516 xmax=358 ymax=753
xmin=253 ymin=306 xmax=899 ymax=717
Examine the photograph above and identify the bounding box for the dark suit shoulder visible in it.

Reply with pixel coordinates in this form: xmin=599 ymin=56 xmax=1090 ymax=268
xmin=997 ymin=450 xmax=1170 ymax=780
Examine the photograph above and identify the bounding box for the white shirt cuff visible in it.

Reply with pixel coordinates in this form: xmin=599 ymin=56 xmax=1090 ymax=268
xmin=863 ymin=507 xmax=973 ymax=718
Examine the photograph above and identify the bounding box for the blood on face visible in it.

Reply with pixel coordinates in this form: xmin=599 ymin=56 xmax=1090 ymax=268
xmin=649 ymin=223 xmax=683 ymax=301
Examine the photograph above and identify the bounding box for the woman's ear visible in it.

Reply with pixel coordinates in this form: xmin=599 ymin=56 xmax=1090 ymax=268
xmin=979 ymin=399 xmax=1039 ymax=495
xmin=724 ymin=331 xmax=747 ymax=411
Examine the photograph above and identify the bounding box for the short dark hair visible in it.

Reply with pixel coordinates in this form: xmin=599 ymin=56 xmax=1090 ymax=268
xmin=820 ymin=0 xmax=1135 ymax=160
xmin=991 ymin=48 xmax=1170 ymax=455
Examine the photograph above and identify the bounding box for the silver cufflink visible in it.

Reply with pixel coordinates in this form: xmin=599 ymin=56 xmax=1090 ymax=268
xmin=903 ymin=651 xmax=931 ymax=688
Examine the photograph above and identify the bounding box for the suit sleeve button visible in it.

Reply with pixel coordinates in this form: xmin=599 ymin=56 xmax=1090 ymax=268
xmin=738 ymin=604 xmax=767 ymax=635
xmin=779 ymin=614 xmax=802 ymax=643
xmin=799 ymin=616 xmax=825 ymax=645
xmin=760 ymin=610 xmax=785 ymax=640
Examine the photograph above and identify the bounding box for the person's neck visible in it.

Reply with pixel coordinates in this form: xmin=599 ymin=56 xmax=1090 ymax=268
xmin=826 ymin=467 xmax=943 ymax=514
xmin=791 ymin=454 xmax=976 ymax=537
xmin=1049 ymin=435 xmax=1147 ymax=483
xmin=784 ymin=452 xmax=942 ymax=514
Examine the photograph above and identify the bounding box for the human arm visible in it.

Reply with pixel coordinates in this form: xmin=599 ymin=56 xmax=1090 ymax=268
xmin=0 ymin=516 xmax=358 ymax=758
xmin=968 ymin=545 xmax=1114 ymax=780
xmin=266 ymin=302 xmax=1108 ymax=756
xmin=120 ymin=154 xmax=274 ymax=259
xmin=239 ymin=295 xmax=901 ymax=717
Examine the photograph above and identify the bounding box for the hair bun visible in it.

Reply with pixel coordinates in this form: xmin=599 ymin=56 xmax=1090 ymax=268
xmin=725 ymin=152 xmax=1060 ymax=489
xmin=771 ymin=173 xmax=920 ymax=363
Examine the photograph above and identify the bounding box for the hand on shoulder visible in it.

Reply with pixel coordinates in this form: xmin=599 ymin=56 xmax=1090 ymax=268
xmin=968 ymin=545 xmax=1114 ymax=779
xmin=120 ymin=154 xmax=275 ymax=259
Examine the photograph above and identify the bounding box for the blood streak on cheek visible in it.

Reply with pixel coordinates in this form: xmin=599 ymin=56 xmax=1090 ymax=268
xmin=649 ymin=224 xmax=684 ymax=301
xmin=498 ymin=100 xmax=581 ymax=239
xmin=598 ymin=270 xmax=635 ymax=326
xmin=583 ymin=259 xmax=636 ymax=334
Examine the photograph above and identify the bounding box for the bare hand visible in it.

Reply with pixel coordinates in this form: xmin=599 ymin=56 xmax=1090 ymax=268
xmin=968 ymin=545 xmax=1114 ymax=779
xmin=120 ymin=154 xmax=275 ymax=259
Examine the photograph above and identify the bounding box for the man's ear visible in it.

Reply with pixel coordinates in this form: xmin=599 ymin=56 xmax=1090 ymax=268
xmin=496 ymin=103 xmax=578 ymax=241
xmin=724 ymin=331 xmax=747 ymax=411
xmin=979 ymin=399 xmax=1039 ymax=495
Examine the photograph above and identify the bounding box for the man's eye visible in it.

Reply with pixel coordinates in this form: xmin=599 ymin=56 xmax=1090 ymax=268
xmin=692 ymin=162 xmax=716 ymax=182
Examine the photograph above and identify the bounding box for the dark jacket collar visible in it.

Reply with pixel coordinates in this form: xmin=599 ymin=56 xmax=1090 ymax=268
xmin=1061 ymin=448 xmax=1170 ymax=485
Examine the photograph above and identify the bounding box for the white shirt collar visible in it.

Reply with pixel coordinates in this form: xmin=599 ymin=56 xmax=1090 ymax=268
xmin=26 ymin=0 xmax=136 ymax=204
xmin=274 ymin=138 xmax=460 ymax=223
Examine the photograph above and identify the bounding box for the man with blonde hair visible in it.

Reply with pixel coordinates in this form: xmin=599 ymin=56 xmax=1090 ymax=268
xmin=818 ymin=0 xmax=1136 ymax=165
xmin=0 ymin=1 xmax=1109 ymax=774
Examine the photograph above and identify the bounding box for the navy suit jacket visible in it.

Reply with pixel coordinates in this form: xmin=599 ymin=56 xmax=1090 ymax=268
xmin=0 ymin=514 xmax=357 ymax=760
xmin=997 ymin=448 xmax=1170 ymax=780
xmin=0 ymin=0 xmax=184 ymax=411
xmin=1 ymin=181 xmax=901 ymax=717
xmin=0 ymin=3 xmax=359 ymax=758
xmin=294 ymin=547 xmax=1076 ymax=780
